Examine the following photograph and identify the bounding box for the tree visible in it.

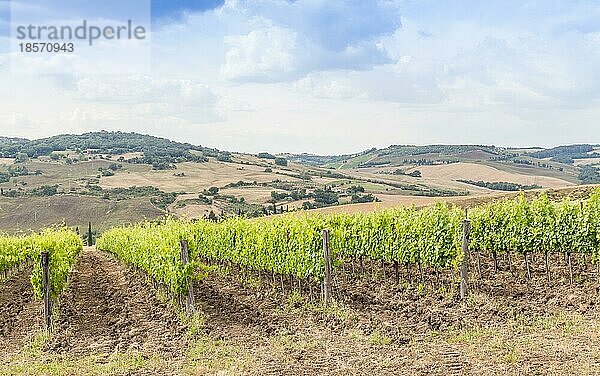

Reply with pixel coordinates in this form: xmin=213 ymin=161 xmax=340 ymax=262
xmin=275 ymin=157 xmax=288 ymax=166
xmin=351 ymin=193 xmax=378 ymax=203
xmin=258 ymin=152 xmax=276 ymax=159
xmin=313 ymin=189 xmax=339 ymax=205
xmin=31 ymin=185 xmax=58 ymax=196
xmin=216 ymin=152 xmax=232 ymax=162
xmin=347 ymin=185 xmax=365 ymax=194
xmin=208 ymin=186 xmax=219 ymax=196
xmin=87 ymin=222 xmax=93 ymax=246
xmin=207 ymin=210 xmax=218 ymax=222
xmin=302 ymin=201 xmax=315 ymax=210
xmin=15 ymin=153 xmax=29 ymax=163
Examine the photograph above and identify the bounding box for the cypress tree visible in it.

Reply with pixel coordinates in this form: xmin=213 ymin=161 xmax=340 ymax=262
xmin=87 ymin=222 xmax=93 ymax=246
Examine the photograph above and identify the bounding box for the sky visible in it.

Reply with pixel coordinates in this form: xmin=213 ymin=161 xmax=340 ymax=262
xmin=0 ymin=0 xmax=599 ymax=154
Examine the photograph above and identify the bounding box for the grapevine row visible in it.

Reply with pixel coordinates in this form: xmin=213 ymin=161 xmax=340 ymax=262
xmin=470 ymin=191 xmax=600 ymax=259
xmin=0 ymin=227 xmax=83 ymax=299
xmin=94 ymin=203 xmax=474 ymax=294
xmin=96 ymin=188 xmax=600 ymax=297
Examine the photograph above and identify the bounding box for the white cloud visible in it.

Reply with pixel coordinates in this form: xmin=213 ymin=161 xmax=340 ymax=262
xmin=200 ymin=0 xmax=399 ymax=83
xmin=294 ymin=72 xmax=368 ymax=100
xmin=75 ymin=76 xmax=216 ymax=105
xmin=2 ymin=0 xmax=600 ymax=153
xmin=72 ymin=76 xmax=224 ymax=123
xmin=220 ymin=24 xmax=303 ymax=82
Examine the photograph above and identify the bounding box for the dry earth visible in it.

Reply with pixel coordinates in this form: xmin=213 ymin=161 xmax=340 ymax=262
xmin=46 ymin=248 xmax=187 ymax=358
xmin=100 ymin=161 xmax=299 ymax=193
xmin=0 ymin=265 xmax=43 ymax=358
xmin=406 ymin=162 xmax=574 ymax=188
xmin=3 ymin=242 xmax=600 ymax=374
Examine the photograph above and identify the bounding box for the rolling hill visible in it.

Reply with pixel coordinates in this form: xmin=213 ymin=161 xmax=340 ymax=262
xmin=0 ymin=131 xmax=598 ymax=233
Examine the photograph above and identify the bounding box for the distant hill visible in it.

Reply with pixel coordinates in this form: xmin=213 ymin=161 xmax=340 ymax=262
xmin=285 ymin=148 xmax=376 ymax=166
xmin=1 ymin=132 xmax=599 ymax=184
xmin=286 ymin=144 xmax=502 ymax=169
xmin=286 ymin=143 xmax=600 ymax=184
xmin=0 ymin=131 xmax=222 ymax=169
xmin=526 ymin=144 xmax=600 ymax=164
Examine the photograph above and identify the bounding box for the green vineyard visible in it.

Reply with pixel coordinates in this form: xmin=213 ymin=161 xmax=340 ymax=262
xmin=96 ymin=188 xmax=600 ymax=297
xmin=0 ymin=227 xmax=83 ymax=300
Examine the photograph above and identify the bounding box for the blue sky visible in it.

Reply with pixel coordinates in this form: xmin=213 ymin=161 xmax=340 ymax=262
xmin=151 ymin=0 xmax=224 ymax=21
xmin=1 ymin=0 xmax=600 ymax=153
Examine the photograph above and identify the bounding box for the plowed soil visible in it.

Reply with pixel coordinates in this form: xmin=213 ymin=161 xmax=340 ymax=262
xmin=3 ymin=248 xmax=600 ymax=375
xmin=190 ymin=252 xmax=600 ymax=375
xmin=0 ymin=266 xmax=42 ymax=358
xmin=46 ymin=248 xmax=187 ymax=358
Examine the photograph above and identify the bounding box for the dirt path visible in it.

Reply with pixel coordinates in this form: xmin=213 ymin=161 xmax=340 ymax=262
xmin=46 ymin=247 xmax=187 ymax=357
xmin=0 ymin=266 xmax=43 ymax=359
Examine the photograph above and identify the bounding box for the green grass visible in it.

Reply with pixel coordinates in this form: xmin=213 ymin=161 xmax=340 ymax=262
xmin=0 ymin=332 xmax=168 ymax=376
xmin=183 ymin=336 xmax=255 ymax=375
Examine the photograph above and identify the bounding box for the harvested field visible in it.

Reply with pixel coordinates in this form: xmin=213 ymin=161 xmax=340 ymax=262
xmin=314 ymin=184 xmax=600 ymax=214
xmin=100 ymin=161 xmax=299 ymax=193
xmin=405 ymin=163 xmax=574 ymax=188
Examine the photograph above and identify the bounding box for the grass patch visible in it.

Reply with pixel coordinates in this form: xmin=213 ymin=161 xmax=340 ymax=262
xmin=369 ymin=330 xmax=392 ymax=346
xmin=183 ymin=336 xmax=255 ymax=375
xmin=1 ymin=332 xmax=165 ymax=376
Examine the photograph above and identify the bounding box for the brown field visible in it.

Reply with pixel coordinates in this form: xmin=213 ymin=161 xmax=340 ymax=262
xmin=172 ymin=203 xmax=213 ymax=218
xmin=0 ymin=159 xmax=115 ymax=191
xmin=109 ymin=152 xmax=144 ymax=161
xmin=100 ymin=161 xmax=299 ymax=193
xmin=0 ymin=158 xmax=13 ymax=166
xmin=219 ymin=186 xmax=284 ymax=204
xmin=347 ymin=169 xmax=492 ymax=195
xmin=574 ymin=157 xmax=600 ymax=166
xmin=314 ymin=185 xmax=600 ymax=214
xmin=405 ymin=162 xmax=574 ymax=188
xmin=0 ymin=195 xmax=163 ymax=234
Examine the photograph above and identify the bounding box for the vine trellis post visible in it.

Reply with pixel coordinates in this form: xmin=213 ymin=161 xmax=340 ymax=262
xmin=460 ymin=219 xmax=471 ymax=300
xmin=180 ymin=240 xmax=195 ymax=315
xmin=322 ymin=229 xmax=333 ymax=306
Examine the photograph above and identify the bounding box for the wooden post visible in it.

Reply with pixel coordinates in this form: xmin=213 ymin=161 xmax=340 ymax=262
xmin=492 ymin=250 xmax=498 ymax=273
xmin=545 ymin=251 xmax=550 ymax=282
xmin=41 ymin=251 xmax=51 ymax=332
xmin=322 ymin=229 xmax=333 ymax=306
xmin=460 ymin=219 xmax=471 ymax=299
xmin=567 ymin=251 xmax=573 ymax=285
xmin=360 ymin=255 xmax=364 ymax=274
xmin=180 ymin=240 xmax=195 ymax=315
xmin=525 ymin=252 xmax=531 ymax=280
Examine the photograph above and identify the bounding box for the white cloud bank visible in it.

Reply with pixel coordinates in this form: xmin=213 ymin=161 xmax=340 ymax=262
xmin=1 ymin=0 xmax=599 ymax=153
